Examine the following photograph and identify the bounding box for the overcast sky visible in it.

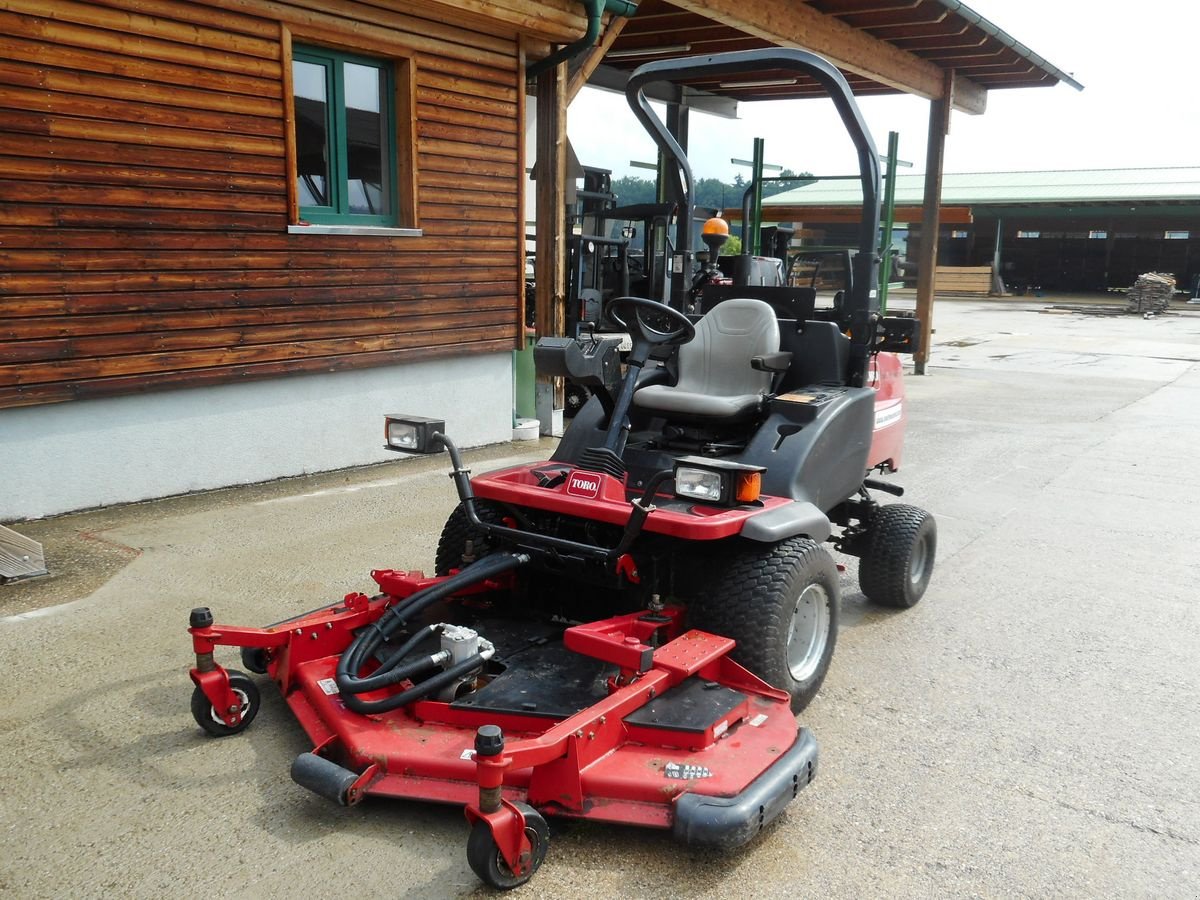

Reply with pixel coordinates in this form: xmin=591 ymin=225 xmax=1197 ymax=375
xmin=567 ymin=0 xmax=1197 ymax=182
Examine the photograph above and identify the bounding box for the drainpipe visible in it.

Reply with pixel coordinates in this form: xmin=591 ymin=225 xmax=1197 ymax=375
xmin=526 ymin=0 xmax=639 ymax=79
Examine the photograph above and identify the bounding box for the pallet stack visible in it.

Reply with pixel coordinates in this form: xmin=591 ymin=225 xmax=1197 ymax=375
xmin=1126 ymin=272 xmax=1175 ymax=314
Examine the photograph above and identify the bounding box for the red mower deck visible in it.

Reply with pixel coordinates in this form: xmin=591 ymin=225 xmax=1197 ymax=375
xmin=188 ymin=571 xmax=817 ymax=888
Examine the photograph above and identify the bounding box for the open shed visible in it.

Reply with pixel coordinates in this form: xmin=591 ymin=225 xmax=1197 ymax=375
xmin=765 ymin=167 xmax=1200 ymax=294
xmin=0 ymin=0 xmax=1075 ymax=520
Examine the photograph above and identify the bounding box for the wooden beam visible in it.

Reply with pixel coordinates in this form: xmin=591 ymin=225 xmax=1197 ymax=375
xmin=280 ymin=25 xmax=298 ymax=225
xmin=732 ymin=205 xmax=973 ymax=225
xmin=515 ymin=36 xmax=528 ymax=349
xmin=914 ymin=69 xmax=953 ymax=375
xmin=419 ymin=0 xmax=586 ymax=44
xmin=670 ymin=0 xmax=987 ymax=114
xmin=534 ymin=59 xmax=567 ymax=427
xmin=566 ymin=14 xmax=629 ymax=103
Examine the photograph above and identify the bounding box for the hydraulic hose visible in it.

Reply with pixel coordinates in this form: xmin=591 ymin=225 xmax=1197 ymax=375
xmin=339 ymin=651 xmax=494 ymax=715
xmin=340 ymin=623 xmax=444 ymax=694
xmin=335 ymin=551 xmax=528 ymax=711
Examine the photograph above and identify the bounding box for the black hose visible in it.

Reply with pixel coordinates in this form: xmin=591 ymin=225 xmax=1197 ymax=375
xmin=340 ymin=623 xmax=444 ymax=694
xmin=339 ymin=652 xmax=490 ymax=715
xmin=335 ymin=551 xmax=527 ymax=707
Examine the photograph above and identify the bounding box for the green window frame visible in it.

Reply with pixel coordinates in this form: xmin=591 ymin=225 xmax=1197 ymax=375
xmin=292 ymin=45 xmax=399 ymax=226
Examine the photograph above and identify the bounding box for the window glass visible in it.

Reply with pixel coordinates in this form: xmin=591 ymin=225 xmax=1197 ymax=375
xmin=293 ymin=59 xmax=330 ymax=208
xmin=343 ymin=62 xmax=389 ymax=216
xmin=293 ymin=47 xmax=396 ymax=225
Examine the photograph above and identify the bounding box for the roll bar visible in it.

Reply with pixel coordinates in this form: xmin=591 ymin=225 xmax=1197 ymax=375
xmin=624 ymin=49 xmax=882 ymax=386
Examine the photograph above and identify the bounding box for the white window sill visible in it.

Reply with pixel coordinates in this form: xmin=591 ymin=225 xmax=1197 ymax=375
xmin=288 ymin=224 xmax=423 ymax=237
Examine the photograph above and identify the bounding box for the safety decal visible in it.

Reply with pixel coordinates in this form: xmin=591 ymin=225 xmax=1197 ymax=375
xmin=460 ymin=748 xmax=476 ymax=761
xmin=748 ymin=714 xmax=769 ymax=727
xmin=317 ymin=677 xmax=340 ymax=695
xmin=664 ymin=762 xmax=712 ymax=780
xmin=874 ymin=399 xmax=903 ymax=431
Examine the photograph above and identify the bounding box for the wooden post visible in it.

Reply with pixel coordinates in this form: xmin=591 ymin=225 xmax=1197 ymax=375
xmin=913 ymin=70 xmax=953 ymax=375
xmin=534 ymin=61 xmax=567 ymax=433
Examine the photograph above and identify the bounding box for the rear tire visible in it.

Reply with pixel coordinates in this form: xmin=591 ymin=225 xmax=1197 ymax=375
xmin=688 ymin=537 xmax=839 ymax=714
xmin=858 ymin=504 xmax=936 ymax=609
xmin=435 ymin=501 xmax=508 ymax=576
xmin=564 ymin=382 xmax=591 ymax=418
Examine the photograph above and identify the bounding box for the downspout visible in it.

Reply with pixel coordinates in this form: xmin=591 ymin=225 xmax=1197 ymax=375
xmin=526 ymin=0 xmax=639 ymax=79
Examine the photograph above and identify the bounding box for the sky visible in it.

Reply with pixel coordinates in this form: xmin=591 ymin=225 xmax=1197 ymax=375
xmin=566 ymin=0 xmax=1199 ymax=182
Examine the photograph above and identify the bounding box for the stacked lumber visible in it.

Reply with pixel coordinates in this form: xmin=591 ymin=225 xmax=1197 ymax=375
xmin=1126 ymin=272 xmax=1175 ymax=314
xmin=935 ymin=265 xmax=993 ymax=295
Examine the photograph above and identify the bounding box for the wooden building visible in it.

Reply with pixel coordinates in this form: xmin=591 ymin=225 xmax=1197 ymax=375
xmin=0 ymin=0 xmax=1076 ymax=519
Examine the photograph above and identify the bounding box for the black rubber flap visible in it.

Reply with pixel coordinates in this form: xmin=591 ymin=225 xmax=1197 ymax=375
xmin=623 ymin=677 xmax=747 ymax=734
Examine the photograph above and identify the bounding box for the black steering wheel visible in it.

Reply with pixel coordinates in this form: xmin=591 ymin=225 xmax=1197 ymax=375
xmin=604 ymin=296 xmax=695 ymax=362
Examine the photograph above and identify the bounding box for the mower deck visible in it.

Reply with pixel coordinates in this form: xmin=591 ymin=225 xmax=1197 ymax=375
xmin=188 ymin=567 xmax=817 ymax=886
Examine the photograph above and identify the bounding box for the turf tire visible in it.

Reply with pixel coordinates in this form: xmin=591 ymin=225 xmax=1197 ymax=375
xmin=688 ymin=536 xmax=839 ymax=714
xmin=434 ymin=500 xmax=508 ymax=576
xmin=857 ymin=504 xmax=937 ymax=609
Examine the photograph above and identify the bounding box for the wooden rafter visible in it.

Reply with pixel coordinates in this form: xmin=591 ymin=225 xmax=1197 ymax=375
xmin=662 ymin=0 xmax=987 ymax=113
xmin=566 ymin=14 xmax=630 ymax=103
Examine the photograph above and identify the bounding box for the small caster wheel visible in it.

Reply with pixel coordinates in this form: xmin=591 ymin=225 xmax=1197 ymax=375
xmin=466 ymin=802 xmax=549 ymax=890
xmin=240 ymin=646 xmax=269 ymax=674
xmin=191 ymin=669 xmax=260 ymax=737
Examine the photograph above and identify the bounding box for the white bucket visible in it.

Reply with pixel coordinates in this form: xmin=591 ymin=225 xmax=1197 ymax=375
xmin=512 ymin=417 xmax=540 ymax=441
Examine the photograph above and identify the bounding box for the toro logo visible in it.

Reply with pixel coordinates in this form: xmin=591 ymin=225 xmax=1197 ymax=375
xmin=566 ymin=472 xmax=602 ymax=498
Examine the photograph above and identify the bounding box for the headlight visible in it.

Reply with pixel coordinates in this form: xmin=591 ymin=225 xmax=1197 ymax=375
xmin=674 ymin=467 xmax=725 ymax=503
xmin=384 ymin=415 xmax=445 ymax=454
xmin=672 ymin=456 xmax=765 ymax=507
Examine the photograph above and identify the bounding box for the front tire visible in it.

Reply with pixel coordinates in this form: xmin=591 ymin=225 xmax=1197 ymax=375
xmin=688 ymin=537 xmax=839 ymax=714
xmin=435 ymin=501 xmax=508 ymax=576
xmin=858 ymin=504 xmax=936 ymax=609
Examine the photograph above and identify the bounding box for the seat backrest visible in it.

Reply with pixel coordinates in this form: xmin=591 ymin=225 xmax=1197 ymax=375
xmin=777 ymin=320 xmax=850 ymax=391
xmin=673 ymin=298 xmax=779 ymax=398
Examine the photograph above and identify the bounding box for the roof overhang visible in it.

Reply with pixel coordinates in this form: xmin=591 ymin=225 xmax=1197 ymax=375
xmin=588 ymin=0 xmax=1081 ymax=115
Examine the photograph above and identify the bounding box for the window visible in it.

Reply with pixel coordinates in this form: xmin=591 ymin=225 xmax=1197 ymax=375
xmin=293 ymin=46 xmax=397 ymax=225
xmin=1088 ymin=230 xmax=1107 ymax=239
xmin=1164 ymin=230 xmax=1190 ymax=240
xmin=950 ymin=230 xmax=968 ymax=238
xmin=1016 ymin=230 xmax=1040 ymax=239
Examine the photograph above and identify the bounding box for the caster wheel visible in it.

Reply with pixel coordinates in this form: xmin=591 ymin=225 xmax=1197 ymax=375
xmin=240 ymin=646 xmax=269 ymax=674
xmin=466 ymin=803 xmax=549 ymax=890
xmin=191 ymin=669 xmax=260 ymax=737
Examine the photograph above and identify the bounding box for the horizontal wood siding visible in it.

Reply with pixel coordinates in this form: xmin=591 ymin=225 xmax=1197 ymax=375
xmin=0 ymin=0 xmax=523 ymax=408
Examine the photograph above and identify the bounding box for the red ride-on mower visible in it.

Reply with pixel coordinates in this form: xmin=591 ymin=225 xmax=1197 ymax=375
xmin=185 ymin=49 xmax=935 ymax=890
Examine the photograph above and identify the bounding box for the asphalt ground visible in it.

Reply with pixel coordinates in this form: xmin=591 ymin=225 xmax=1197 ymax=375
xmin=3 ymin=299 xmax=1199 ymax=898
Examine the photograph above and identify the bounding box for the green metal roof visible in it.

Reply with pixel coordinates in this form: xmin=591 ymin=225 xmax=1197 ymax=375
xmin=765 ymin=167 xmax=1200 ymax=207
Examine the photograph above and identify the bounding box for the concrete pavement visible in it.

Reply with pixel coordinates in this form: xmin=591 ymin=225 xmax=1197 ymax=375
xmin=2 ymin=300 xmax=1198 ymax=898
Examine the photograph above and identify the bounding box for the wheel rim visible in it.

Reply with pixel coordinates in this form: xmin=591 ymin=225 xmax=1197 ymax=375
xmin=909 ymin=531 xmax=931 ymax=587
xmin=208 ymin=687 xmax=251 ymax=726
xmin=494 ymin=827 xmax=539 ymax=883
xmin=787 ymin=583 xmax=831 ymax=682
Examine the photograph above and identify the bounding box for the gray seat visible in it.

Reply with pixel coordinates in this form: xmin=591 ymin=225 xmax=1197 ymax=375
xmin=633 ymin=298 xmax=779 ymax=421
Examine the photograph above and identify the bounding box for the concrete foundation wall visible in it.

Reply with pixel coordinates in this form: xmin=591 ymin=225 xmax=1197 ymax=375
xmin=1 ymin=353 xmax=512 ymax=520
